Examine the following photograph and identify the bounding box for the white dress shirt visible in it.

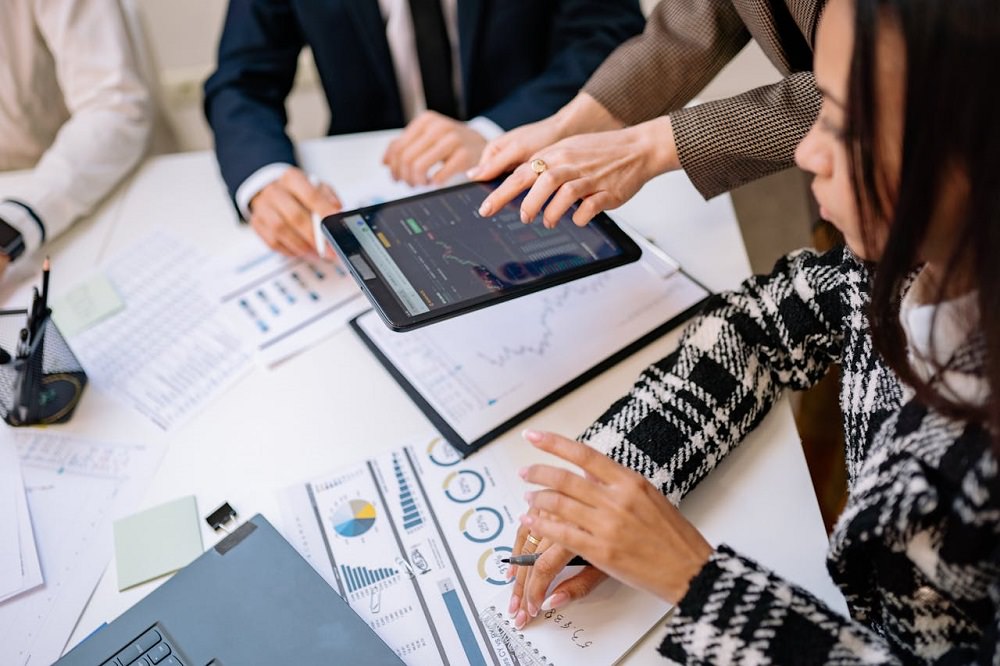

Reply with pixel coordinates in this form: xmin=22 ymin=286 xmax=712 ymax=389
xmin=900 ymin=268 xmax=987 ymax=407
xmin=0 ymin=0 xmax=152 ymax=262
xmin=235 ymin=0 xmax=502 ymax=218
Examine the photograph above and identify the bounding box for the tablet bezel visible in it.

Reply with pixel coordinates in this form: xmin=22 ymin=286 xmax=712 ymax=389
xmin=322 ymin=181 xmax=642 ymax=331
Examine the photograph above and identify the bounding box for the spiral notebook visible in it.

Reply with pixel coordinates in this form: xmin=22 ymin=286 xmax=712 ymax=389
xmin=478 ymin=573 xmax=671 ymax=665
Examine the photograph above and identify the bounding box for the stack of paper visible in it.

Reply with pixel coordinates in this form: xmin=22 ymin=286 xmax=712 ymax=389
xmin=0 ymin=431 xmax=165 ymax=666
xmin=0 ymin=434 xmax=41 ymax=602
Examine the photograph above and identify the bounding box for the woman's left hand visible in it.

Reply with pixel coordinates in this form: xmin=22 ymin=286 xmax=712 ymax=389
xmin=518 ymin=429 xmax=714 ymax=607
xmin=476 ymin=116 xmax=679 ymax=228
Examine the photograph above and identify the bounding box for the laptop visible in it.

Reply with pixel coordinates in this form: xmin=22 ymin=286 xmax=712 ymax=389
xmin=56 ymin=514 xmax=403 ymax=665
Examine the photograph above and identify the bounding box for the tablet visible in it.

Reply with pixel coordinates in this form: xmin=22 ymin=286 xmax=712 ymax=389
xmin=322 ymin=181 xmax=642 ymax=330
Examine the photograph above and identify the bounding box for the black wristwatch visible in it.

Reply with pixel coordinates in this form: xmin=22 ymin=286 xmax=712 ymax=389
xmin=0 ymin=216 xmax=25 ymax=262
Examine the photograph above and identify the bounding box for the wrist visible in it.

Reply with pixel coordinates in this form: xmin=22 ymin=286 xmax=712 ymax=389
xmin=661 ymin=542 xmax=714 ymax=605
xmin=554 ymin=93 xmax=624 ymax=138
xmin=236 ymin=163 xmax=294 ymax=219
xmin=0 ymin=216 xmax=26 ymax=262
xmin=634 ymin=116 xmax=681 ymax=177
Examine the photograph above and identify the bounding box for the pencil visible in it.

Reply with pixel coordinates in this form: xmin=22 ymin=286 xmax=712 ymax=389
xmin=41 ymin=256 xmax=50 ymax=311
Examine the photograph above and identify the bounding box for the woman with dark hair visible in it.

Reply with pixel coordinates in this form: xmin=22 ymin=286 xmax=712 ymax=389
xmin=505 ymin=0 xmax=999 ymax=661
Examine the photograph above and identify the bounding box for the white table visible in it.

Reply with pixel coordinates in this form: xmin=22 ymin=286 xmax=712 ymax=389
xmin=4 ymin=130 xmax=845 ymax=663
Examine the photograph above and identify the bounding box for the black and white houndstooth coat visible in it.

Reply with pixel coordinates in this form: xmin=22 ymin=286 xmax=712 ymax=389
xmin=581 ymin=247 xmax=998 ymax=664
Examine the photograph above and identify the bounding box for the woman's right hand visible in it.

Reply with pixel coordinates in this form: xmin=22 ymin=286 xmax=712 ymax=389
xmin=507 ymin=508 xmax=608 ymax=630
xmin=470 ymin=117 xmax=569 ymax=184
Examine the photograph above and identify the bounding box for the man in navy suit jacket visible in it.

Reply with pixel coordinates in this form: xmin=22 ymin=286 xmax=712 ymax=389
xmin=204 ymin=0 xmax=643 ymax=257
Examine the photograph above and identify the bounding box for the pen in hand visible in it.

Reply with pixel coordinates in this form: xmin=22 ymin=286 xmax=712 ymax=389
xmin=308 ymin=175 xmax=327 ymax=259
xmin=501 ymin=553 xmax=590 ymax=567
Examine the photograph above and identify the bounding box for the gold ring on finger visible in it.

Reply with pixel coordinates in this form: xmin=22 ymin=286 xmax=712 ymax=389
xmin=530 ymin=159 xmax=548 ymax=175
xmin=525 ymin=534 xmax=542 ymax=547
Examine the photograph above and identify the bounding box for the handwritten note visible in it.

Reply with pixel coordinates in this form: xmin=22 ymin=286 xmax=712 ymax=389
xmin=479 ymin=575 xmax=670 ymax=666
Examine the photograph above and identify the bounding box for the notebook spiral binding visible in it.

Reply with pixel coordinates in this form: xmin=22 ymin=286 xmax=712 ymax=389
xmin=479 ymin=606 xmax=553 ymax=666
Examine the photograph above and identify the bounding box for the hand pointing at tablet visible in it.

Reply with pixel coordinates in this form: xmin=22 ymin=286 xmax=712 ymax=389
xmin=473 ymin=116 xmax=679 ymax=230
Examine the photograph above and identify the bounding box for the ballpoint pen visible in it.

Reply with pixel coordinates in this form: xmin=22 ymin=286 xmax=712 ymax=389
xmin=308 ymin=175 xmax=328 ymax=258
xmin=501 ymin=553 xmax=590 ymax=567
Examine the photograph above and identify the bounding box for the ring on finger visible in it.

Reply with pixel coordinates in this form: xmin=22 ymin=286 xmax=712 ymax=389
xmin=525 ymin=534 xmax=541 ymax=549
xmin=530 ymin=158 xmax=548 ymax=175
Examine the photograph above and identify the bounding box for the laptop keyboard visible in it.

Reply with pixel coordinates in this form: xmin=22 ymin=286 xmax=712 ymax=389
xmin=101 ymin=625 xmax=183 ymax=666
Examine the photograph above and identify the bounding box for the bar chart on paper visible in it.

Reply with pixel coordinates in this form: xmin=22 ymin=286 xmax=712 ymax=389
xmin=280 ymin=434 xmax=523 ymax=665
xmin=394 ymin=455 xmax=424 ymax=531
xmin=209 ymin=233 xmax=369 ymax=367
xmin=341 ymin=564 xmax=399 ymax=594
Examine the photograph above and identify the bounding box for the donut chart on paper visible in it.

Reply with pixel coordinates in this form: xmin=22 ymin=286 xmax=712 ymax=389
xmin=332 ymin=499 xmax=377 ymax=537
xmin=460 ymin=507 xmax=504 ymax=543
xmin=478 ymin=546 xmax=513 ymax=586
xmin=442 ymin=470 xmax=485 ymax=503
xmin=426 ymin=437 xmax=462 ymax=467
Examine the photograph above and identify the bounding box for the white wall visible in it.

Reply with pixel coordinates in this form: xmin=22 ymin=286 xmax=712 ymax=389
xmin=135 ymin=0 xmax=328 ymax=151
xmin=138 ymin=0 xmax=781 ymax=152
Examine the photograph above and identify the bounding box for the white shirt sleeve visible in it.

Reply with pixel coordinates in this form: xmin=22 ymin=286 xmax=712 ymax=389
xmin=3 ymin=0 xmax=152 ymax=258
xmin=466 ymin=116 xmax=505 ymax=142
xmin=0 ymin=201 xmax=43 ymax=254
xmin=234 ymin=162 xmax=295 ymax=220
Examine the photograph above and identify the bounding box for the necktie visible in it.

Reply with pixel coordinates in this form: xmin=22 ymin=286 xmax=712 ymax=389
xmin=408 ymin=0 xmax=460 ymax=118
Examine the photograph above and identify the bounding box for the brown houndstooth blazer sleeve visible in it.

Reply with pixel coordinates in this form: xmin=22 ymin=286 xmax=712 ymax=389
xmin=583 ymin=0 xmax=824 ymax=199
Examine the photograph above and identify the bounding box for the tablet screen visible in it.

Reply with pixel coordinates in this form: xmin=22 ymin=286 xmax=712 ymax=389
xmin=336 ymin=183 xmax=626 ymax=316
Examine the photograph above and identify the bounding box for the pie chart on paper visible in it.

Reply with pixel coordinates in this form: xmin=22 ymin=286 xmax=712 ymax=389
xmin=332 ymin=499 xmax=377 ymax=537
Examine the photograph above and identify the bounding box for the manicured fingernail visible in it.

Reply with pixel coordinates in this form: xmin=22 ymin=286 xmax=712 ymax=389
xmin=523 ymin=491 xmax=534 ymax=502
xmin=514 ymin=609 xmax=527 ymax=630
xmin=507 ymin=594 xmax=520 ymax=616
xmin=519 ymin=514 xmax=534 ymax=526
xmin=478 ymin=202 xmax=490 ymax=216
xmin=541 ymin=592 xmax=568 ymax=611
xmin=506 ymin=565 xmax=516 ymax=580
xmin=522 ymin=429 xmax=543 ymax=443
xmin=518 ymin=466 xmax=528 ymax=479
xmin=466 ymin=167 xmax=480 ymax=179
xmin=520 ymin=209 xmax=529 ymax=224
xmin=527 ymin=600 xmax=538 ymax=617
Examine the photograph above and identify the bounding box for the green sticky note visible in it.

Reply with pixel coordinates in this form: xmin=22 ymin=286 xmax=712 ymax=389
xmin=51 ymin=273 xmax=125 ymax=337
xmin=113 ymin=496 xmax=203 ymax=591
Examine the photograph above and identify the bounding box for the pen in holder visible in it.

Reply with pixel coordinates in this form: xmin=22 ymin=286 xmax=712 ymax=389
xmin=0 ymin=308 xmax=88 ymax=426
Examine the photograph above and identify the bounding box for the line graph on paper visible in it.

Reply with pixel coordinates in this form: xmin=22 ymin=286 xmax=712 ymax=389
xmin=477 ymin=274 xmax=615 ymax=368
xmin=355 ymin=255 xmax=711 ymax=444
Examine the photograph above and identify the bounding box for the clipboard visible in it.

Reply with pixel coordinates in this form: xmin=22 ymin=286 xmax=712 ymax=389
xmin=349 ymin=241 xmax=711 ymax=457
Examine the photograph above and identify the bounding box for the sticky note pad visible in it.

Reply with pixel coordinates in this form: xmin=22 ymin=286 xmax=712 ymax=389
xmin=114 ymin=496 xmax=203 ymax=591
xmin=52 ymin=273 xmax=125 ymax=337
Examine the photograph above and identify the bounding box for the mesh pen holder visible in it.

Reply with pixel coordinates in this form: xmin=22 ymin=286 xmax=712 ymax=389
xmin=0 ymin=309 xmax=88 ymax=426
